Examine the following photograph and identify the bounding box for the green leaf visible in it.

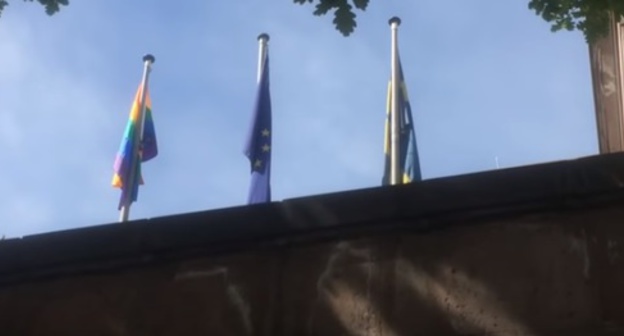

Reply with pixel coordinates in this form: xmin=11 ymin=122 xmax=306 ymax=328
xmin=313 ymin=0 xmax=335 ymax=16
xmin=333 ymin=0 xmax=356 ymax=36
xmin=0 ymin=0 xmax=8 ymax=17
xmin=299 ymin=0 xmax=366 ymax=36
xmin=352 ymin=0 xmax=368 ymax=10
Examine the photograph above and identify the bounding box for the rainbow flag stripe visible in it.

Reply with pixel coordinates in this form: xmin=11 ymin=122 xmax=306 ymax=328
xmin=112 ymin=83 xmax=158 ymax=209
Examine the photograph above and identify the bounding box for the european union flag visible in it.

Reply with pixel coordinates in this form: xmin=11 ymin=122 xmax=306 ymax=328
xmin=243 ymin=54 xmax=272 ymax=204
xmin=382 ymin=57 xmax=422 ymax=185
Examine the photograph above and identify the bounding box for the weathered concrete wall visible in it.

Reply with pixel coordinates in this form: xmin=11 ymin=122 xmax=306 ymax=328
xmin=591 ymin=16 xmax=624 ymax=153
xmin=2 ymin=204 xmax=624 ymax=335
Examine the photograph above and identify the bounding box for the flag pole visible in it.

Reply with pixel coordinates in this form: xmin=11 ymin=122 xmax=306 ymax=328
xmin=257 ymin=33 xmax=269 ymax=81
xmin=389 ymin=17 xmax=401 ymax=185
xmin=119 ymin=54 xmax=155 ymax=222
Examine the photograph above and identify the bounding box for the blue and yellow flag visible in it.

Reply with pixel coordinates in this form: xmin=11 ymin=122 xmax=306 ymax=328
xmin=243 ymin=54 xmax=272 ymax=204
xmin=382 ymin=57 xmax=421 ymax=185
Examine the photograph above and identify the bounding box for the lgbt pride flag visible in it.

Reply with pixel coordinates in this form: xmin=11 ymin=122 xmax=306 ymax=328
xmin=112 ymin=81 xmax=158 ymax=210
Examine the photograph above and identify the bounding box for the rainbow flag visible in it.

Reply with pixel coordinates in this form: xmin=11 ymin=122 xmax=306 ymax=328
xmin=112 ymin=82 xmax=158 ymax=209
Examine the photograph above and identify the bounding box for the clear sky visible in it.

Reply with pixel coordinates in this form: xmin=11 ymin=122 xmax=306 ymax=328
xmin=0 ymin=0 xmax=598 ymax=238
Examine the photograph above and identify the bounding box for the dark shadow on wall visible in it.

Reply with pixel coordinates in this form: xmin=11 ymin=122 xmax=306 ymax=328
xmin=289 ymin=211 xmax=606 ymax=335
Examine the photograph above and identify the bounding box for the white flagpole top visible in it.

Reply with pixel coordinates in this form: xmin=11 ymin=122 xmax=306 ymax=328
xmin=257 ymin=33 xmax=270 ymax=42
xmin=389 ymin=16 xmax=401 ymax=27
xmin=143 ymin=54 xmax=155 ymax=64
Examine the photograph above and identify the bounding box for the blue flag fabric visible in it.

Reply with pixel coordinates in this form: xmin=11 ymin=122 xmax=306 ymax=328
xmin=244 ymin=54 xmax=272 ymax=204
xmin=382 ymin=57 xmax=422 ymax=185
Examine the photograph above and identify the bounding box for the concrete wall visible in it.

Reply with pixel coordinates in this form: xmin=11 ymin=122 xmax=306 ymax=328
xmin=591 ymin=16 xmax=624 ymax=153
xmin=2 ymin=204 xmax=624 ymax=335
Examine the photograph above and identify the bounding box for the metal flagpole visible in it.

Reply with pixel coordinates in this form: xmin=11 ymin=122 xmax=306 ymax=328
xmin=257 ymin=33 xmax=270 ymax=81
xmin=389 ymin=17 xmax=402 ymax=185
xmin=119 ymin=54 xmax=155 ymax=222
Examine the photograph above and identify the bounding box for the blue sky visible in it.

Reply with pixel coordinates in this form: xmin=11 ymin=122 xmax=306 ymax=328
xmin=0 ymin=0 xmax=598 ymax=237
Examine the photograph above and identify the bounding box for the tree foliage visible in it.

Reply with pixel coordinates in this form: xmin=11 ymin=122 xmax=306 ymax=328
xmin=1 ymin=0 xmax=624 ymax=43
xmin=0 ymin=0 xmax=68 ymax=18
xmin=293 ymin=0 xmax=370 ymax=37
xmin=293 ymin=0 xmax=624 ymax=43
xmin=528 ymin=0 xmax=624 ymax=42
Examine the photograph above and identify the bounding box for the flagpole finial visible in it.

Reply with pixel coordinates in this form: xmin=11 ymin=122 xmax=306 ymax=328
xmin=257 ymin=33 xmax=270 ymax=42
xmin=143 ymin=54 xmax=155 ymax=64
xmin=389 ymin=16 xmax=401 ymax=26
